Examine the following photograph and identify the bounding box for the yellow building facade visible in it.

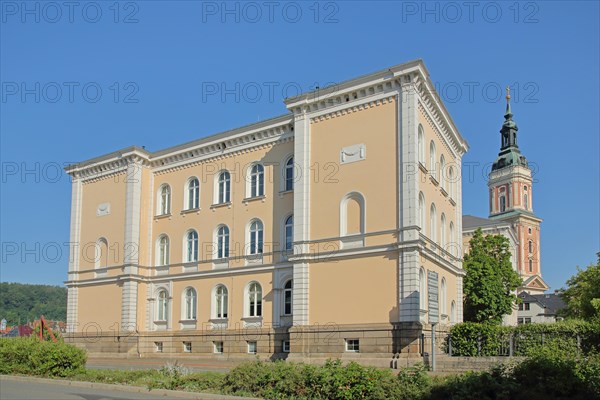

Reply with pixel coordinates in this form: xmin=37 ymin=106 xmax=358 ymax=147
xmin=65 ymin=60 xmax=468 ymax=362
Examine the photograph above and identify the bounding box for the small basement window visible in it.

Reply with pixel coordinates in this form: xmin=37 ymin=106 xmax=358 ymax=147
xmin=183 ymin=341 xmax=192 ymax=353
xmin=345 ymin=339 xmax=360 ymax=352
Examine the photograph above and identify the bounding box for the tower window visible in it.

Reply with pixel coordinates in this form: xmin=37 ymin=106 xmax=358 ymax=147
xmin=528 ymin=240 xmax=533 ymax=254
xmin=499 ymin=194 xmax=506 ymax=213
xmin=529 ymin=259 xmax=533 ymax=273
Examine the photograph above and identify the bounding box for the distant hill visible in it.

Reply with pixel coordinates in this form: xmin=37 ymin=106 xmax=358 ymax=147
xmin=0 ymin=283 xmax=67 ymax=325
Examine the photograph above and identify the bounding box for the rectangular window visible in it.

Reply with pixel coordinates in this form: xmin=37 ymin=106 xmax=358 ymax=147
xmin=524 ymin=303 xmax=530 ymax=311
xmin=517 ymin=318 xmax=523 ymax=325
xmin=183 ymin=341 xmax=192 ymax=353
xmin=345 ymin=339 xmax=360 ymax=352
xmin=282 ymin=340 xmax=290 ymax=353
xmin=247 ymin=341 xmax=257 ymax=354
xmin=214 ymin=341 xmax=224 ymax=354
xmin=155 ymin=342 xmax=163 ymax=352
xmin=524 ymin=318 xmax=532 ymax=324
xmin=518 ymin=303 xmax=523 ymax=311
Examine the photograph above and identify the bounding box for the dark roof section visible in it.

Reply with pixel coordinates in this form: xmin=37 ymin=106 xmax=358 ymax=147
xmin=519 ymin=292 xmax=566 ymax=315
xmin=463 ymin=215 xmax=511 ymax=230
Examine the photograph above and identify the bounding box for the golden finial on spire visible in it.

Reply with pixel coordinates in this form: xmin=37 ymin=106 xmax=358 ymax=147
xmin=506 ymin=86 xmax=511 ymax=103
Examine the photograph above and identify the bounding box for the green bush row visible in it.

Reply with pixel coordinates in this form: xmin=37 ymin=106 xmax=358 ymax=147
xmin=447 ymin=320 xmax=600 ymax=357
xmin=0 ymin=337 xmax=86 ymax=377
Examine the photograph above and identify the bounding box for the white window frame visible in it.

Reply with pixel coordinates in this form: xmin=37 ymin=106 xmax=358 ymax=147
xmin=418 ymin=192 xmax=425 ymax=232
xmin=213 ymin=285 xmax=228 ymax=319
xmin=284 ymin=156 xmax=294 ymax=191
xmin=215 ymin=170 xmax=231 ymax=204
xmin=418 ymin=124 xmax=425 ymax=166
xmin=186 ymin=177 xmax=200 ymax=210
xmin=247 ymin=341 xmax=257 ymax=354
xmin=154 ymin=341 xmax=163 ymax=352
xmin=450 ymin=301 xmax=456 ymax=324
xmin=284 ymin=214 xmax=293 ymax=252
xmin=213 ymin=341 xmax=224 ymax=353
xmin=429 ymin=141 xmax=437 ymax=179
xmin=345 ymin=338 xmax=360 ymax=352
xmin=283 ymin=279 xmax=293 ymax=316
xmin=440 ymin=155 xmax=446 ymax=190
xmin=249 ymin=163 xmax=265 ymax=198
xmin=282 ymin=340 xmax=290 ymax=353
xmin=157 ymin=184 xmax=171 ymax=215
xmin=185 ymin=230 xmax=198 ymax=263
xmin=216 ymin=225 xmax=230 ymax=259
xmin=183 ymin=341 xmax=192 ymax=353
xmin=248 ymin=219 xmax=264 ymax=255
xmin=440 ymin=213 xmax=446 ymax=248
xmin=429 ymin=203 xmax=437 ymax=242
xmin=156 ymin=235 xmax=170 ymax=266
xmin=182 ymin=287 xmax=197 ymax=320
xmin=157 ymin=289 xmax=168 ymax=322
xmin=246 ymin=281 xmax=263 ymax=318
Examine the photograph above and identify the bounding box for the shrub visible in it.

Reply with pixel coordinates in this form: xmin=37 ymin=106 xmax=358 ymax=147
xmin=0 ymin=337 xmax=86 ymax=377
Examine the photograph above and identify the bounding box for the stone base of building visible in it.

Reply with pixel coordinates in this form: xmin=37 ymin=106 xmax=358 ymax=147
xmin=64 ymin=322 xmax=449 ymax=369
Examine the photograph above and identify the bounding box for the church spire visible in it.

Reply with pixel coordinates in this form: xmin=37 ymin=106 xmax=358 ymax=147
xmin=491 ymin=85 xmax=528 ymax=171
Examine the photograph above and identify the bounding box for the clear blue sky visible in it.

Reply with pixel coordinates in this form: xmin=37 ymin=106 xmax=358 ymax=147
xmin=1 ymin=1 xmax=598 ymax=290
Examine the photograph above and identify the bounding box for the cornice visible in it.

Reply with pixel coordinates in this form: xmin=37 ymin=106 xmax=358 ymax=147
xmin=310 ymin=95 xmax=396 ymax=124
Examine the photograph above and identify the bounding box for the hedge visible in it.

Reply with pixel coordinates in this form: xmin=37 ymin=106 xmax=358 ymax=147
xmin=447 ymin=320 xmax=600 ymax=357
xmin=0 ymin=337 xmax=87 ymax=377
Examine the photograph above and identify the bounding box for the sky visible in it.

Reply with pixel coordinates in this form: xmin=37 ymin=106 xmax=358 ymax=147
xmin=0 ymin=1 xmax=599 ymax=290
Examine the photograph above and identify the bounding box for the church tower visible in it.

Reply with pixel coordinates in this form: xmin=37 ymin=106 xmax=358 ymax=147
xmin=488 ymin=88 xmax=547 ymax=293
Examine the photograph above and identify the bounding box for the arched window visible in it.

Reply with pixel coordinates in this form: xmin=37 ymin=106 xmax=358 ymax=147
xmin=429 ymin=141 xmax=436 ymax=179
xmin=528 ymin=240 xmax=533 ymax=254
xmin=418 ymin=192 xmax=425 ymax=231
xmin=157 ymin=290 xmax=168 ymax=321
xmin=218 ymin=171 xmax=231 ymax=204
xmin=450 ymin=301 xmax=456 ymax=323
xmin=440 ymin=213 xmax=447 ymax=248
xmin=250 ymin=164 xmax=264 ymax=197
xmin=247 ymin=282 xmax=263 ymax=317
xmin=440 ymin=278 xmax=447 ymax=316
xmin=214 ymin=285 xmax=228 ymax=319
xmin=524 ymin=185 xmax=529 ymax=210
xmin=283 ymin=280 xmax=293 ymax=316
xmin=187 ymin=178 xmax=199 ymax=210
xmin=448 ymin=166 xmax=455 ymax=199
xmin=284 ymin=215 xmax=293 ymax=251
xmin=440 ymin=155 xmax=446 ymax=190
xmin=449 ymin=221 xmax=456 ymax=256
xmin=499 ymin=187 xmax=506 ymax=212
xmin=159 ymin=185 xmax=171 ymax=215
xmin=183 ymin=287 xmax=197 ymax=320
xmin=217 ymin=225 xmax=230 ymax=259
xmin=186 ymin=230 xmax=198 ymax=262
xmin=419 ymin=268 xmax=426 ymax=310
xmin=95 ymin=238 xmax=109 ymax=269
xmin=429 ymin=203 xmax=437 ymax=242
xmin=284 ymin=157 xmax=294 ymax=191
xmin=418 ymin=124 xmax=425 ymax=165
xmin=249 ymin=220 xmax=264 ymax=255
xmin=157 ymin=235 xmax=170 ymax=266
xmin=529 ymin=259 xmax=533 ymax=272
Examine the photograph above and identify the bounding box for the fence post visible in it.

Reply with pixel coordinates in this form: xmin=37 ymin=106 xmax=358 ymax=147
xmin=509 ymin=333 xmax=514 ymax=357
xmin=477 ymin=335 xmax=482 ymax=356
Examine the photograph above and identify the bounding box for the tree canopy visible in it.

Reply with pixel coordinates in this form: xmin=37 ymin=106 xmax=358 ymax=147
xmin=463 ymin=229 xmax=522 ymax=323
xmin=560 ymin=253 xmax=600 ymax=321
xmin=0 ymin=283 xmax=67 ymax=325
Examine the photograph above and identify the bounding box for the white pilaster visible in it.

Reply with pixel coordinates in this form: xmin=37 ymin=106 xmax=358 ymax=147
xmin=66 ymin=177 xmax=82 ymax=332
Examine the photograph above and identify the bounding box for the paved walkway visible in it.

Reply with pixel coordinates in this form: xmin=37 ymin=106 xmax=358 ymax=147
xmin=0 ymin=375 xmax=258 ymax=400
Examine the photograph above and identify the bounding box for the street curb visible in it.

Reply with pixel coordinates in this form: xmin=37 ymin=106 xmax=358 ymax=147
xmin=0 ymin=375 xmax=260 ymax=400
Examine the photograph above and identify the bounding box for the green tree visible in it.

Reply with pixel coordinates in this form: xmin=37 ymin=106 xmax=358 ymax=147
xmin=463 ymin=229 xmax=522 ymax=323
xmin=0 ymin=283 xmax=67 ymax=325
xmin=560 ymin=253 xmax=600 ymax=321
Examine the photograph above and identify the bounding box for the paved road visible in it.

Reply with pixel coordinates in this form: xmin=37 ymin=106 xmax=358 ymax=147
xmin=0 ymin=376 xmax=255 ymax=400
xmin=87 ymin=357 xmax=232 ymax=373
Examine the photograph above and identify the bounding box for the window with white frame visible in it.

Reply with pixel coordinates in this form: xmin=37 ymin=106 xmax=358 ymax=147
xmin=158 ymin=184 xmax=171 ymax=215
xmin=157 ymin=290 xmax=168 ymax=321
xmin=217 ymin=225 xmax=230 ymax=259
xmin=440 ymin=213 xmax=446 ymax=248
xmin=345 ymin=339 xmax=360 ymax=352
xmin=214 ymin=285 xmax=228 ymax=319
xmin=187 ymin=177 xmax=199 ymax=210
xmin=499 ymin=188 xmax=506 ymax=212
xmin=449 ymin=221 xmax=456 ymax=256
xmin=214 ymin=341 xmax=224 ymax=353
xmin=250 ymin=164 xmax=264 ymax=197
xmin=282 ymin=340 xmax=290 ymax=353
xmin=217 ymin=171 xmax=231 ymax=204
xmin=450 ymin=301 xmax=456 ymax=323
xmin=186 ymin=230 xmax=198 ymax=262
xmin=247 ymin=282 xmax=263 ymax=317
xmin=283 ymin=279 xmax=293 ymax=316
xmin=155 ymin=342 xmax=163 ymax=352
xmin=247 ymin=341 xmax=257 ymax=354
xmin=448 ymin=166 xmax=455 ymax=198
xmin=419 ymin=267 xmax=426 ymax=310
xmin=157 ymin=235 xmax=170 ymax=266
xmin=284 ymin=215 xmax=293 ymax=252
xmin=429 ymin=203 xmax=437 ymax=242
xmin=440 ymin=155 xmax=446 ymax=190
xmin=183 ymin=287 xmax=197 ymax=320
xmin=440 ymin=278 xmax=447 ymax=316
xmin=524 ymin=185 xmax=529 ymax=210
xmin=429 ymin=141 xmax=436 ymax=179
xmin=183 ymin=341 xmax=192 ymax=352
xmin=284 ymin=157 xmax=294 ymax=191
xmin=418 ymin=192 xmax=425 ymax=231
xmin=418 ymin=124 xmax=425 ymax=165
xmin=249 ymin=219 xmax=264 ymax=255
